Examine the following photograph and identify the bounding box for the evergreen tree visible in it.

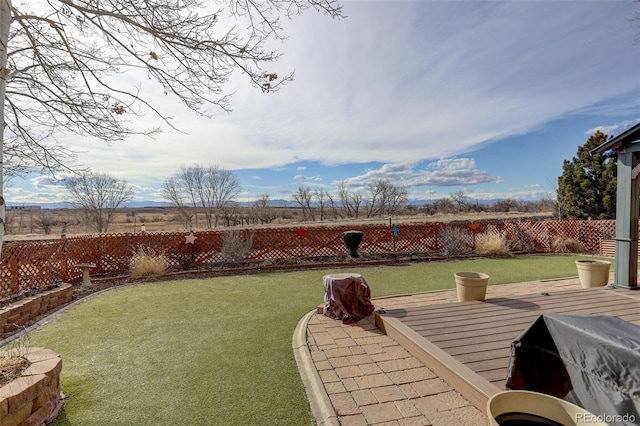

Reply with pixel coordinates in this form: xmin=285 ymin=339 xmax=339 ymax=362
xmin=556 ymin=131 xmax=616 ymax=219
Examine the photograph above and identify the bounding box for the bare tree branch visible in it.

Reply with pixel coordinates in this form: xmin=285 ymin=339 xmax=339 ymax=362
xmin=2 ymin=0 xmax=342 ymax=177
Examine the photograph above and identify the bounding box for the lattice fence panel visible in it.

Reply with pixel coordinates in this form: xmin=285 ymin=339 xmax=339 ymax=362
xmin=578 ymin=220 xmax=615 ymax=253
xmin=298 ymin=228 xmax=344 ymax=258
xmin=249 ymin=228 xmax=303 ymax=260
xmin=509 ymin=221 xmax=564 ymax=252
xmin=0 ymin=219 xmax=630 ymax=295
xmin=359 ymin=226 xmax=396 ymax=254
xmin=390 ymin=223 xmax=443 ymax=253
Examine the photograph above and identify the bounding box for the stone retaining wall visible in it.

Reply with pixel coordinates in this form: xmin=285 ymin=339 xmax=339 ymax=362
xmin=0 ymin=348 xmax=64 ymax=425
xmin=0 ymin=285 xmax=73 ymax=334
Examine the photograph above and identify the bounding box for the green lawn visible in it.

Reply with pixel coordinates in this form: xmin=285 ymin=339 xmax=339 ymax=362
xmin=28 ymin=255 xmax=606 ymax=425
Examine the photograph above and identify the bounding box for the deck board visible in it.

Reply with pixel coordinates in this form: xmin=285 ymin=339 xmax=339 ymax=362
xmin=375 ymin=286 xmax=640 ymax=412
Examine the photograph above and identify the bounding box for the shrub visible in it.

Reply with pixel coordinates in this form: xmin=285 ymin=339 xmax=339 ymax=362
xmin=438 ymin=226 xmax=472 ymax=255
xmin=552 ymin=234 xmax=586 ymax=253
xmin=475 ymin=233 xmax=512 ymax=257
xmin=508 ymin=226 xmax=538 ymax=253
xmin=130 ymin=246 xmax=167 ymax=278
xmin=220 ymin=230 xmax=254 ymax=264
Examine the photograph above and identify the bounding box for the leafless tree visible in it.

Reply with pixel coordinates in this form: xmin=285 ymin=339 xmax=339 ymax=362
xmin=337 ymin=180 xmax=362 ymax=219
xmin=162 ymin=177 xmax=194 ymax=228
xmin=163 ymin=164 xmax=241 ymax=229
xmin=0 ymin=0 xmax=343 ymax=254
xmin=291 ymin=186 xmax=315 ymax=221
xmin=363 ymin=179 xmax=407 ymax=218
xmin=314 ymin=188 xmax=328 ymax=221
xmin=64 ymin=171 xmax=134 ymax=232
xmin=179 ymin=165 xmax=206 ymax=228
xmin=493 ymin=198 xmax=519 ymax=213
xmin=251 ymin=193 xmax=276 ymax=224
xmin=325 ymin=191 xmax=340 ymax=220
xmin=365 ymin=180 xmax=388 ymax=217
xmin=219 ymin=201 xmax=242 ymax=227
xmin=386 ymin=183 xmax=409 ymax=215
xmin=34 ymin=210 xmax=56 ymax=234
xmin=433 ymin=197 xmax=455 ymax=215
xmin=209 ymin=166 xmax=242 ymax=227
xmin=449 ymin=190 xmax=468 ymax=214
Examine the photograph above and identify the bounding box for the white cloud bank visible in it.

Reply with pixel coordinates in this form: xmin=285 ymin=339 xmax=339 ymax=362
xmin=10 ymin=0 xmax=640 ymax=203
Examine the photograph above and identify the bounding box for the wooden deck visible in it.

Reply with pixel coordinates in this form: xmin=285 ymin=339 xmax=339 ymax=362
xmin=375 ymin=286 xmax=640 ymax=411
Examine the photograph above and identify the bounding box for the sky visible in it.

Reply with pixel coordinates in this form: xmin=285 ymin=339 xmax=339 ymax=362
xmin=7 ymin=0 xmax=640 ymax=206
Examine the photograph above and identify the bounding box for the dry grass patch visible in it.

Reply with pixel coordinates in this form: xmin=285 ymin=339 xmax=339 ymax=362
xmin=552 ymin=234 xmax=586 ymax=253
xmin=0 ymin=356 xmax=30 ymax=386
xmin=130 ymin=246 xmax=167 ymax=278
xmin=0 ymin=329 xmax=31 ymax=386
xmin=475 ymin=233 xmax=513 ymax=257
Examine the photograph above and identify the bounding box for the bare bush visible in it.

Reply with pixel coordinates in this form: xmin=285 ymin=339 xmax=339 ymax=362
xmin=438 ymin=226 xmax=472 ymax=255
xmin=475 ymin=233 xmax=512 ymax=257
xmin=130 ymin=247 xmax=167 ymax=278
xmin=508 ymin=227 xmax=538 ymax=253
xmin=220 ymin=230 xmax=254 ymax=264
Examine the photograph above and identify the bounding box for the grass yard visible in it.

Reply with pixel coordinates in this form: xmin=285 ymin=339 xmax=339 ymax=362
xmin=28 ymin=255 xmax=607 ymax=425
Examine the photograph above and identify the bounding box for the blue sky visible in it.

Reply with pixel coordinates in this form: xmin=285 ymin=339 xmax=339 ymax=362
xmin=7 ymin=0 xmax=640 ymax=206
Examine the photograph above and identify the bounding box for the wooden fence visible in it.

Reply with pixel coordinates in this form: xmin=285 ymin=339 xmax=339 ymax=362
xmin=0 ymin=219 xmax=618 ymax=298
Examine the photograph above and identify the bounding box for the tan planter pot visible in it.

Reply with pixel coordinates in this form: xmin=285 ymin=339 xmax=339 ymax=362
xmin=454 ymin=271 xmax=489 ymax=302
xmin=576 ymin=260 xmax=611 ymax=288
xmin=487 ymin=390 xmax=607 ymax=426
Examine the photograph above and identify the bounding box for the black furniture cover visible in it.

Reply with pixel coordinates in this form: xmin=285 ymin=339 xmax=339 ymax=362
xmin=506 ymin=313 xmax=640 ymax=425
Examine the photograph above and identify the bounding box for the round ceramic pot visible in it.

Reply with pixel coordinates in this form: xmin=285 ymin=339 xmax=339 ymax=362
xmin=454 ymin=271 xmax=489 ymax=302
xmin=575 ymin=260 xmax=611 ymax=288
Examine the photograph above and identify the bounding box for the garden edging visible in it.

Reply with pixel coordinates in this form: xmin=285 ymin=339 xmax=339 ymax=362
xmin=0 ymin=285 xmax=73 ymax=335
xmin=0 ymin=347 xmax=64 ymax=426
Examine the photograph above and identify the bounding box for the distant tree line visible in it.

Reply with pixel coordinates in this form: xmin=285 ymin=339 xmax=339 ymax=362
xmin=53 ymin=164 xmax=558 ymax=234
xmin=24 ymin=128 xmax=628 ymax=234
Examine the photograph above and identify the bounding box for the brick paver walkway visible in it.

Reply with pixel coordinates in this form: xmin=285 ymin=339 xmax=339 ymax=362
xmin=303 ymin=276 xmax=585 ymax=425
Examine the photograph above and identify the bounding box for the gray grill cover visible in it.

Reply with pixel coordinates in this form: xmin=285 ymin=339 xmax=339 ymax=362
xmin=506 ymin=313 xmax=640 ymax=425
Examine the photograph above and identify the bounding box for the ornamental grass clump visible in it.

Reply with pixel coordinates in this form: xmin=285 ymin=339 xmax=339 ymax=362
xmin=475 ymin=232 xmax=513 ymax=257
xmin=130 ymin=246 xmax=167 ymax=278
xmin=552 ymin=234 xmax=586 ymax=253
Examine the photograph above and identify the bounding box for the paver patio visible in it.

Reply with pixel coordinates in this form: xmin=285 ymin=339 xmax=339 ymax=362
xmin=299 ymin=276 xmax=592 ymax=425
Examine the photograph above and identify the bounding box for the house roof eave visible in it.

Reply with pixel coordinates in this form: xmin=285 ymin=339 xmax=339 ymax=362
xmin=590 ymin=121 xmax=640 ymax=156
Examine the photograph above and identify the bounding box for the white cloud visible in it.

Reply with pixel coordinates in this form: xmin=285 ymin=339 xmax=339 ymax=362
xmin=341 ymin=158 xmax=502 ymax=188
xmin=53 ymin=1 xmax=640 ymax=173
xmin=585 ymin=118 xmax=640 ymax=137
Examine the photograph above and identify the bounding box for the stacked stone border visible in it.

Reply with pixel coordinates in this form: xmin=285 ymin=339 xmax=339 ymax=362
xmin=0 ymin=348 xmax=63 ymax=426
xmin=0 ymin=285 xmax=73 ymax=334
